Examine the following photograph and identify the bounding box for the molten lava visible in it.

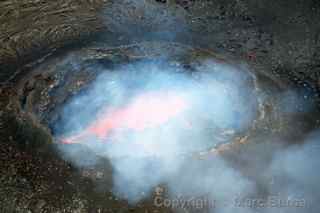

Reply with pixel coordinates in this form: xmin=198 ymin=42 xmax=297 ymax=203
xmin=61 ymin=91 xmax=189 ymax=144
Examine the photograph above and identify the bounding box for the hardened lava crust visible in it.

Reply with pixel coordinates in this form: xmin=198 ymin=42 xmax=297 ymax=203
xmin=2 ymin=41 xmax=306 ymax=159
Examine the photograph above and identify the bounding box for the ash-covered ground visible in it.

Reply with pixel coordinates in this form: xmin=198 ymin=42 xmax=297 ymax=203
xmin=1 ymin=0 xmax=320 ymax=212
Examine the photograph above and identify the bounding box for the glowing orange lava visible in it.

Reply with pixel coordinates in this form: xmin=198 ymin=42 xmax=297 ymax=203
xmin=61 ymin=91 xmax=189 ymax=144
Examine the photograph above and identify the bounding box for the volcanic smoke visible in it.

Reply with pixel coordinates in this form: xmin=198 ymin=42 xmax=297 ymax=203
xmin=61 ymin=91 xmax=189 ymax=144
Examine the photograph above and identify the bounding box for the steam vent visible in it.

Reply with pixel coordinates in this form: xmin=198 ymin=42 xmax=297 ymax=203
xmin=1 ymin=0 xmax=320 ymax=212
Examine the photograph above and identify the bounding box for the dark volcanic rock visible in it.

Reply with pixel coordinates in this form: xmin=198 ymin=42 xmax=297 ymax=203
xmin=0 ymin=0 xmax=108 ymax=82
xmin=1 ymin=0 xmax=320 ymax=212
